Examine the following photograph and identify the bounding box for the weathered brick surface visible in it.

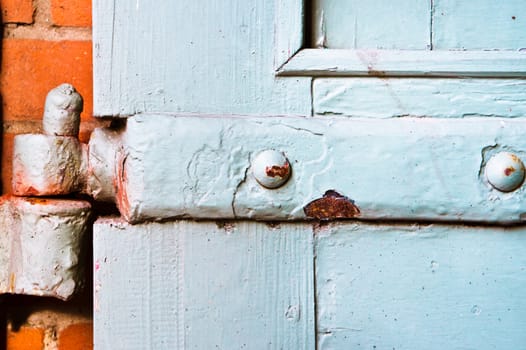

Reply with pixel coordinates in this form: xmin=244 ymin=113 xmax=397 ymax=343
xmin=7 ymin=327 xmax=45 ymax=350
xmin=1 ymin=39 xmax=94 ymax=122
xmin=51 ymin=0 xmax=92 ymax=27
xmin=58 ymin=323 xmax=93 ymax=350
xmin=1 ymin=0 xmax=34 ymax=24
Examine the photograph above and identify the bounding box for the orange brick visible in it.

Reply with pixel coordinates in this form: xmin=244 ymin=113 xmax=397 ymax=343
xmin=1 ymin=0 xmax=34 ymax=24
xmin=58 ymin=323 xmax=93 ymax=350
xmin=1 ymin=39 xmax=94 ymax=122
xmin=7 ymin=326 xmax=44 ymax=350
xmin=51 ymin=0 xmax=92 ymax=27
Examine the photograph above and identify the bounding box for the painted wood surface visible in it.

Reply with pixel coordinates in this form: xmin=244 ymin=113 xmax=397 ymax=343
xmin=313 ymin=78 xmax=526 ymax=118
xmin=311 ymin=0 xmax=430 ymax=49
xmin=274 ymin=0 xmax=303 ymax=69
xmin=278 ymin=49 xmax=526 ymax=77
xmin=316 ymin=222 xmax=526 ymax=349
xmin=433 ymin=0 xmax=526 ymax=50
xmin=113 ymin=114 xmax=526 ymax=224
xmin=94 ymin=219 xmax=315 ymax=350
xmin=93 ymin=0 xmax=310 ymax=117
xmin=312 ymin=0 xmax=525 ymax=51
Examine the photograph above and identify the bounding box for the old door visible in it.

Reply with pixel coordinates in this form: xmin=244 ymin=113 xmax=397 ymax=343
xmin=92 ymin=1 xmax=526 ymax=349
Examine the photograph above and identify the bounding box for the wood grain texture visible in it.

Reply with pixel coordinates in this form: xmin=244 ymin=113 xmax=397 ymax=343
xmin=113 ymin=114 xmax=526 ymax=224
xmin=314 ymin=77 xmax=526 ymax=118
xmin=312 ymin=0 xmax=430 ymax=49
xmin=94 ymin=219 xmax=315 ymax=350
xmin=274 ymin=0 xmax=304 ymax=69
xmin=315 ymin=223 xmax=526 ymax=349
xmin=278 ymin=49 xmax=526 ymax=77
xmin=93 ymin=0 xmax=311 ymax=117
xmin=433 ymin=0 xmax=526 ymax=50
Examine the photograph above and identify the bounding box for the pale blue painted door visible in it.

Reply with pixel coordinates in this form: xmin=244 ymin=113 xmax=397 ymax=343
xmin=93 ymin=1 xmax=526 ymax=349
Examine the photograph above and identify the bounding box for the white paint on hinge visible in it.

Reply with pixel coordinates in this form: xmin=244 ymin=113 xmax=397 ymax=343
xmin=94 ymin=219 xmax=315 ymax=350
xmin=100 ymin=114 xmax=526 ymax=224
xmin=0 ymin=197 xmax=91 ymax=300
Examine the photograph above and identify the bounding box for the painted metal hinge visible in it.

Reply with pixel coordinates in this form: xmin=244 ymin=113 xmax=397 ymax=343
xmin=1 ymin=84 xmax=91 ymax=300
xmin=13 ymin=89 xmax=526 ymax=225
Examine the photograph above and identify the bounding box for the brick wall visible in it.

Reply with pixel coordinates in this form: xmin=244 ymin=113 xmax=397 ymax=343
xmin=1 ymin=0 xmax=94 ymax=348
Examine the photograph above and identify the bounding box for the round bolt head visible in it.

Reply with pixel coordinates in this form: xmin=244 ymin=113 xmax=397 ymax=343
xmin=252 ymin=150 xmax=291 ymax=189
xmin=485 ymin=152 xmax=525 ymax=192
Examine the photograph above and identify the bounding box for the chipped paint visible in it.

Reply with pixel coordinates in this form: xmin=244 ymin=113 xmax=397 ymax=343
xmin=265 ymin=162 xmax=290 ymax=178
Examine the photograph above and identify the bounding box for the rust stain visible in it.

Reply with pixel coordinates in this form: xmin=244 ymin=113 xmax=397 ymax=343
xmin=505 ymin=166 xmax=516 ymax=176
xmin=26 ymin=197 xmax=49 ymax=205
xmin=367 ymin=68 xmax=387 ymax=77
xmin=265 ymin=162 xmax=290 ymax=178
xmin=510 ymin=154 xmax=520 ymax=162
xmin=304 ymin=190 xmax=360 ymax=220
xmin=115 ymin=154 xmax=132 ymax=221
xmin=9 ymin=273 xmax=16 ymax=293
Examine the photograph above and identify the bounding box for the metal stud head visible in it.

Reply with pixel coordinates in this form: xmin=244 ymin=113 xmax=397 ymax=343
xmin=252 ymin=150 xmax=291 ymax=189
xmin=485 ymin=152 xmax=525 ymax=192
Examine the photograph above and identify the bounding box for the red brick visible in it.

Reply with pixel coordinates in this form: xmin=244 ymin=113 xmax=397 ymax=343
xmin=1 ymin=39 xmax=94 ymax=122
xmin=51 ymin=0 xmax=92 ymax=27
xmin=7 ymin=326 xmax=44 ymax=350
xmin=1 ymin=0 xmax=34 ymax=24
xmin=58 ymin=323 xmax=93 ymax=350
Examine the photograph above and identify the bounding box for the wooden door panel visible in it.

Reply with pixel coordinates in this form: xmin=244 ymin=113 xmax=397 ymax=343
xmin=433 ymin=0 xmax=526 ymax=50
xmin=316 ymin=223 xmax=526 ymax=349
xmin=93 ymin=0 xmax=311 ymax=117
xmin=311 ymin=0 xmax=430 ymax=49
xmin=94 ymin=220 xmax=315 ymax=349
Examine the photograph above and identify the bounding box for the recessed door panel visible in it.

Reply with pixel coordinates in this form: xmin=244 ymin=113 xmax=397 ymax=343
xmin=316 ymin=223 xmax=526 ymax=349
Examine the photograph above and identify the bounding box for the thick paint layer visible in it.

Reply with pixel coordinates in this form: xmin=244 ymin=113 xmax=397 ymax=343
xmin=0 ymin=196 xmax=91 ymax=300
xmin=103 ymin=114 xmax=526 ymax=224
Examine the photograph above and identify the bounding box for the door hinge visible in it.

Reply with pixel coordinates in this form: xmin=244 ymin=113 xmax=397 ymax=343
xmin=1 ymin=84 xmax=91 ymax=300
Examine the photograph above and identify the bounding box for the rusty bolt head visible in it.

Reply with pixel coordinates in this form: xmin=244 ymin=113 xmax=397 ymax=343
xmin=485 ymin=152 xmax=525 ymax=192
xmin=252 ymin=150 xmax=291 ymax=189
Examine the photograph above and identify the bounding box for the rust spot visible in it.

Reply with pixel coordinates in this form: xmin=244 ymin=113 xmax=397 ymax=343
xmin=505 ymin=166 xmax=516 ymax=176
xmin=266 ymin=162 xmax=290 ymax=178
xmin=304 ymin=190 xmax=360 ymax=220
xmin=367 ymin=69 xmax=387 ymax=77
xmin=26 ymin=197 xmax=49 ymax=205
xmin=9 ymin=273 xmax=16 ymax=293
